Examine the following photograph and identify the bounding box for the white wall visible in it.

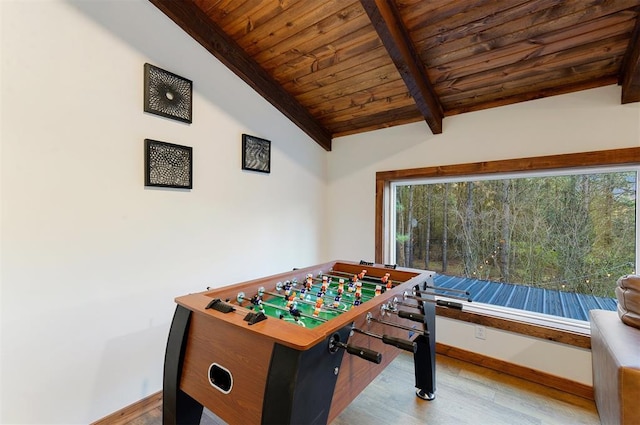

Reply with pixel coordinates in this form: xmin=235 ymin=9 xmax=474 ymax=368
xmin=3 ymin=2 xmax=640 ymax=424
xmin=0 ymin=1 xmax=327 ymax=423
xmin=327 ymin=85 xmax=640 ymax=386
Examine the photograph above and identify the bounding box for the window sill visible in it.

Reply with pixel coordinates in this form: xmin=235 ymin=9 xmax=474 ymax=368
xmin=436 ymin=300 xmax=592 ymax=349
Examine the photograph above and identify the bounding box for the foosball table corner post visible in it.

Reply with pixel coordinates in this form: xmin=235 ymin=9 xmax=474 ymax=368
xmin=163 ymin=305 xmax=204 ymax=425
xmin=413 ymin=279 xmax=437 ymax=400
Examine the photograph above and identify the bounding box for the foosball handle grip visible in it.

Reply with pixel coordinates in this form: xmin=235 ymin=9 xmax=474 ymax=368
xmin=382 ymin=335 xmax=417 ymax=353
xmin=345 ymin=344 xmax=382 ymax=364
xmin=398 ymin=310 xmax=425 ymax=323
xmin=436 ymin=300 xmax=463 ymax=310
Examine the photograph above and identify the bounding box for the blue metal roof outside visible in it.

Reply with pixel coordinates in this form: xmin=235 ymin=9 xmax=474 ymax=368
xmin=433 ymin=274 xmax=618 ymax=322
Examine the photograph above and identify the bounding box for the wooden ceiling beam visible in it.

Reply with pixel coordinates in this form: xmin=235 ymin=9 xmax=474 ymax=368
xmin=359 ymin=0 xmax=443 ymax=134
xmin=620 ymin=14 xmax=640 ymax=103
xmin=148 ymin=0 xmax=333 ymax=151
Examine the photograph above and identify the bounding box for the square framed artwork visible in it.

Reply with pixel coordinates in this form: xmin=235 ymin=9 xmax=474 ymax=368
xmin=242 ymin=134 xmax=271 ymax=173
xmin=144 ymin=139 xmax=193 ymax=189
xmin=143 ymin=63 xmax=193 ymax=123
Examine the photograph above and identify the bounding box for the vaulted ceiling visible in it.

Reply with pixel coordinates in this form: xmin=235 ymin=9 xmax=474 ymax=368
xmin=150 ymin=0 xmax=640 ymax=151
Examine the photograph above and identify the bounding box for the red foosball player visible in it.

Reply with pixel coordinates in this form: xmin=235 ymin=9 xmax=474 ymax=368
xmin=383 ymin=273 xmax=392 ymax=290
xmin=355 ymin=281 xmax=363 ymax=298
xmin=321 ymin=276 xmax=329 ymax=293
xmin=313 ymin=298 xmax=323 ymax=317
xmin=358 ymin=269 xmax=367 ymax=280
xmin=287 ymin=293 xmax=296 ymax=309
xmin=375 ymin=284 xmax=382 ymax=297
xmin=338 ymin=278 xmax=345 ymax=293
xmin=305 ymin=273 xmax=313 ymax=290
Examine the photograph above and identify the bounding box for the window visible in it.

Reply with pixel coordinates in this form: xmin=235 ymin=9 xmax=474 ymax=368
xmin=376 ymin=148 xmax=640 ymax=329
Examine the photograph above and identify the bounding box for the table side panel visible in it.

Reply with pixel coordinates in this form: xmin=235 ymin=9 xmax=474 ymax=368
xmin=328 ymin=310 xmax=421 ymax=421
xmin=179 ymin=311 xmax=274 ymax=425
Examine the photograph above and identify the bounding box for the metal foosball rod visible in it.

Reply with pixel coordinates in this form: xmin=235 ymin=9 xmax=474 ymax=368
xmin=402 ymin=292 xmax=465 ymax=310
xmin=380 ymin=304 xmax=425 ymax=322
xmin=276 ymin=278 xmax=377 ymax=297
xmin=407 ymin=289 xmax=472 ymax=303
xmin=365 ymin=312 xmax=429 ymax=336
xmin=323 ymin=270 xmax=397 ymax=288
xmin=425 ymin=285 xmax=471 ymax=296
xmin=313 ymin=274 xmax=386 ymax=293
xmin=273 ymin=283 xmax=372 ymax=310
xmin=328 ymin=334 xmax=382 ymax=364
xmin=403 ymin=291 xmax=473 ymax=302
xmin=351 ymin=327 xmax=417 ymax=353
xmin=261 ymin=287 xmax=344 ymax=314
xmin=314 ymin=274 xmax=386 ymax=294
xmin=236 ymin=292 xmax=328 ymax=323
xmin=276 ymin=279 xmax=378 ymax=306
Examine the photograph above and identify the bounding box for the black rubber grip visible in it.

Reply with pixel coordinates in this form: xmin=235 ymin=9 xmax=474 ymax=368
xmin=346 ymin=344 xmax=382 ymax=364
xmin=382 ymin=335 xmax=417 ymax=353
xmin=205 ymin=298 xmax=236 ymax=313
xmin=398 ymin=310 xmax=425 ymax=322
xmin=436 ymin=300 xmax=463 ymax=310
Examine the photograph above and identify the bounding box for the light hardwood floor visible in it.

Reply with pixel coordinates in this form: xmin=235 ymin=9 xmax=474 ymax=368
xmin=131 ymin=353 xmax=600 ymax=425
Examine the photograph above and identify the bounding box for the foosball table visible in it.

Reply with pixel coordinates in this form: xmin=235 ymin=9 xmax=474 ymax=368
xmin=163 ymin=260 xmax=468 ymax=424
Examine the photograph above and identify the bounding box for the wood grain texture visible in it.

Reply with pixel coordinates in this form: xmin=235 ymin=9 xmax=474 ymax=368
xmin=149 ymin=0 xmax=640 ymax=144
xmin=620 ymin=9 xmax=640 ymax=103
xmin=374 ymin=147 xmax=640 ymax=344
xmin=179 ymin=313 xmax=273 ymax=424
xmin=97 ymin=352 xmax=599 ymax=425
xmin=360 ymin=0 xmax=443 ymax=134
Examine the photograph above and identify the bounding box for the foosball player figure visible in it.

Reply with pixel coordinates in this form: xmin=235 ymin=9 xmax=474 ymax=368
xmin=333 ymin=293 xmax=342 ymax=309
xmin=313 ymin=298 xmax=323 ymax=317
xmin=355 ymin=281 xmax=363 ymax=298
xmin=305 ymin=274 xmax=314 ymax=290
xmin=382 ymin=273 xmax=392 ymax=290
xmin=284 ymin=280 xmax=292 ymax=297
xmin=348 ymin=275 xmax=357 ymax=292
xmin=338 ymin=278 xmax=345 ymax=294
xmin=358 ymin=269 xmax=367 ymax=280
xmin=352 ymin=292 xmax=362 ymax=308
xmin=250 ymin=286 xmax=264 ymax=306
xmin=375 ymin=284 xmax=382 ymax=297
xmin=321 ymin=276 xmax=329 ymax=293
xmin=289 ymin=301 xmax=302 ymax=322
xmin=286 ymin=293 xmax=296 ymax=309
xmin=299 ymin=286 xmax=307 ymax=300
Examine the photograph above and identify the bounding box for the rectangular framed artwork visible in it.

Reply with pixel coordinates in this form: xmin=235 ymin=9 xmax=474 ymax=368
xmin=242 ymin=134 xmax=271 ymax=173
xmin=143 ymin=63 xmax=193 ymax=123
xmin=144 ymin=139 xmax=193 ymax=189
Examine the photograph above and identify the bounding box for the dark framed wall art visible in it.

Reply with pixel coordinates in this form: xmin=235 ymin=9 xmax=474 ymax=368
xmin=143 ymin=63 xmax=192 ymax=123
xmin=145 ymin=139 xmax=193 ymax=189
xmin=242 ymin=134 xmax=271 ymax=173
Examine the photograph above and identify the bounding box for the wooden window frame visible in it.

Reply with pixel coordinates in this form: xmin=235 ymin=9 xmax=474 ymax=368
xmin=375 ymin=147 xmax=640 ymax=348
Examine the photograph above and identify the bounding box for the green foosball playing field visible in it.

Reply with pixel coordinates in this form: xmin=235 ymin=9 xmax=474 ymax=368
xmin=236 ymin=269 xmax=391 ymax=329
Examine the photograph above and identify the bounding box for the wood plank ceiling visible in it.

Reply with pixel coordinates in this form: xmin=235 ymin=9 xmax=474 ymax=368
xmin=150 ymin=0 xmax=640 ymax=151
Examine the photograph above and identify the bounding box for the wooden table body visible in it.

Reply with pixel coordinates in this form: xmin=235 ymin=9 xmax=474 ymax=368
xmin=163 ymin=260 xmax=436 ymax=424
